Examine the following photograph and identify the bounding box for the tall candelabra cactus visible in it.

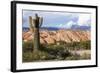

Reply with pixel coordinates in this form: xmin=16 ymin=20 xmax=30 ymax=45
xmin=29 ymin=14 xmax=43 ymax=53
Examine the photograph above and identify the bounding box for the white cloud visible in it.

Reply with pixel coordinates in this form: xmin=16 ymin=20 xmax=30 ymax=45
xmin=42 ymin=20 xmax=77 ymax=29
xmin=59 ymin=21 xmax=76 ymax=29
xmin=78 ymin=14 xmax=91 ymax=26
xmin=65 ymin=21 xmax=74 ymax=28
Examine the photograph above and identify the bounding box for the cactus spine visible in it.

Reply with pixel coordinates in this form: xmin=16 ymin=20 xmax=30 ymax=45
xmin=29 ymin=14 xmax=43 ymax=53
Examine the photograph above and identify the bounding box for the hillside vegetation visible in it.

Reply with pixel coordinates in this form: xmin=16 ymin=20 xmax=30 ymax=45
xmin=22 ymin=30 xmax=91 ymax=62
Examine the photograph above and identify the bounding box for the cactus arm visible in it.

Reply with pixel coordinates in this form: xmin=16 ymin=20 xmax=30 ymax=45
xmin=39 ymin=17 xmax=43 ymax=27
xmin=29 ymin=16 xmax=32 ymax=26
xmin=29 ymin=16 xmax=34 ymax=29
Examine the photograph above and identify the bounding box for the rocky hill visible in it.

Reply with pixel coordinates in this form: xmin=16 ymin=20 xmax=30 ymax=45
xmin=23 ymin=30 xmax=90 ymax=44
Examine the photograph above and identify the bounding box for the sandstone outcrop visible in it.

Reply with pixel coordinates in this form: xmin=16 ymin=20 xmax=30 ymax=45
xmin=23 ymin=30 xmax=91 ymax=44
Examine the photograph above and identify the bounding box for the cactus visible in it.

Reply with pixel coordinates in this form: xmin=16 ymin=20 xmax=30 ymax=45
xmin=29 ymin=14 xmax=43 ymax=53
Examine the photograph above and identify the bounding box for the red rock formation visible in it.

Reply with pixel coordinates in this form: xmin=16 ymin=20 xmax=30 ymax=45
xmin=23 ymin=30 xmax=91 ymax=44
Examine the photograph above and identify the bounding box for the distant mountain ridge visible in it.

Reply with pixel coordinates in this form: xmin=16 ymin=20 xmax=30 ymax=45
xmin=23 ymin=24 xmax=91 ymax=32
xmin=71 ymin=25 xmax=91 ymax=30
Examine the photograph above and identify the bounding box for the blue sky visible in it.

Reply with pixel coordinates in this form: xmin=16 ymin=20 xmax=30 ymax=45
xmin=22 ymin=10 xmax=91 ymax=29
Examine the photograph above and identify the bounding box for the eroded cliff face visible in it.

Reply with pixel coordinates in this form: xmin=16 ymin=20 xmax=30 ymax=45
xmin=23 ymin=30 xmax=91 ymax=44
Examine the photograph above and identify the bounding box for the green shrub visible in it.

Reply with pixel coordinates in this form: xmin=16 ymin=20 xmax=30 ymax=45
xmin=23 ymin=41 xmax=33 ymax=52
xmin=23 ymin=52 xmax=34 ymax=62
xmin=80 ymin=53 xmax=91 ymax=59
xmin=79 ymin=40 xmax=91 ymax=50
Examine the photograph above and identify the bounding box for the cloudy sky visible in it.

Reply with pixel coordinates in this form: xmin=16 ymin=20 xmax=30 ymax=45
xmin=22 ymin=10 xmax=91 ymax=29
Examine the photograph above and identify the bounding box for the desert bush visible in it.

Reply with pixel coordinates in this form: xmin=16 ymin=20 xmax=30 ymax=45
xmin=23 ymin=50 xmax=58 ymax=62
xmin=65 ymin=55 xmax=80 ymax=60
xmin=23 ymin=52 xmax=34 ymax=62
xmin=80 ymin=53 xmax=91 ymax=59
xmin=23 ymin=41 xmax=33 ymax=52
xmin=79 ymin=40 xmax=91 ymax=50
xmin=40 ymin=44 xmax=72 ymax=60
xmin=57 ymin=41 xmax=67 ymax=45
